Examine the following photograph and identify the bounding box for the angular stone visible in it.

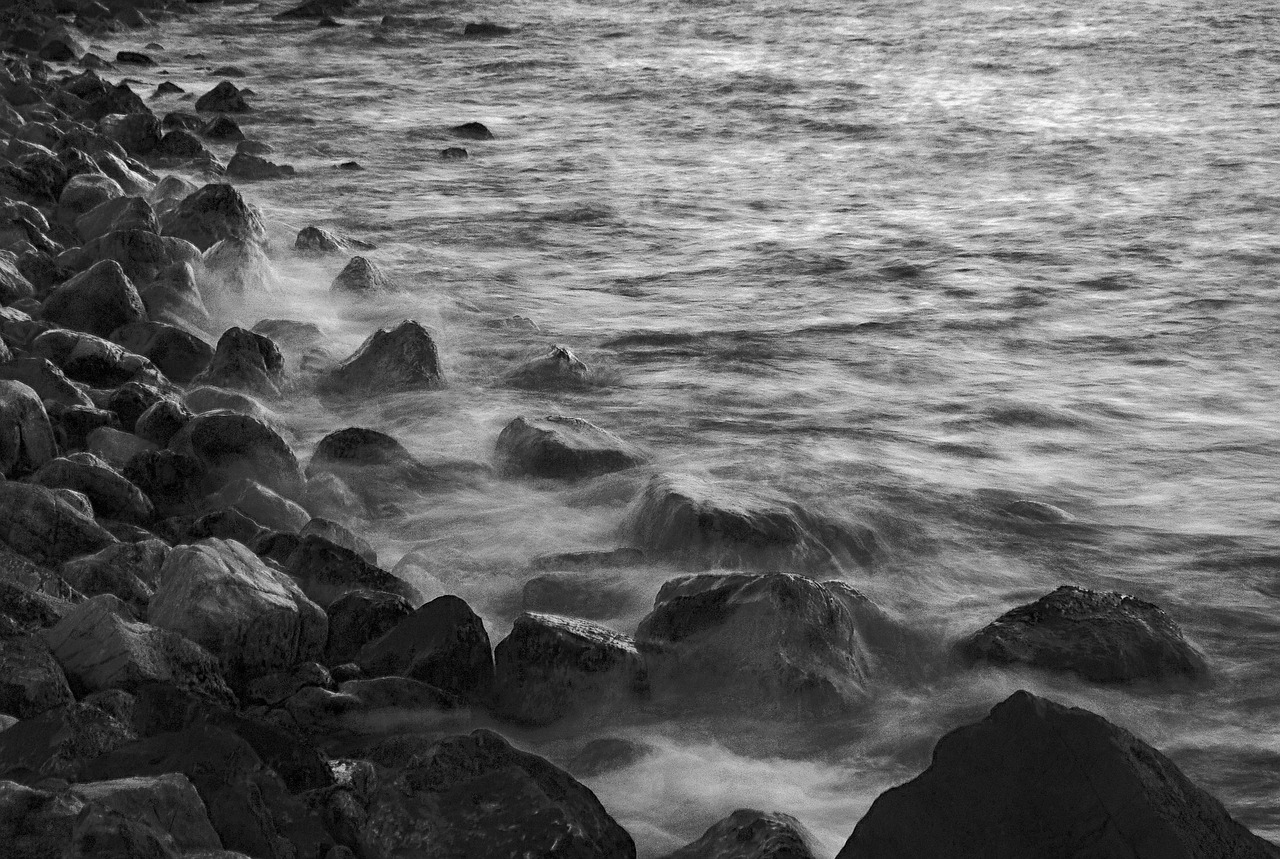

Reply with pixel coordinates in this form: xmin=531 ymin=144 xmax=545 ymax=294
xmin=30 ymin=328 xmax=165 ymax=389
xmin=75 ymin=194 xmax=157 ymax=243
xmin=205 ymin=478 xmax=309 ymax=534
xmin=60 ymin=539 xmax=169 ymax=618
xmin=69 ymin=773 xmax=223 ymax=853
xmin=504 ymin=344 xmax=592 ymax=390
xmin=317 ymin=319 xmax=445 ymax=396
xmin=0 ymin=481 xmax=116 ymax=566
xmin=330 ymin=256 xmax=395 ymax=293
xmin=285 ymin=535 xmax=422 ymax=609
xmin=0 ymin=379 xmax=57 ymax=478
xmin=0 ymin=698 xmax=138 ymax=781
xmin=324 ymin=589 xmax=414 ymax=666
xmin=495 ymin=414 xmax=645 ymax=480
xmin=356 ymin=595 xmax=493 ymax=701
xmin=660 ymin=809 xmax=819 ymax=859
xmin=167 ymin=410 xmax=304 ymax=499
xmin=192 ymin=326 xmax=284 ymax=396
xmin=0 ymin=635 xmax=74 ymax=719
xmin=195 ymin=81 xmax=250 ymax=113
xmin=160 ymin=184 xmax=266 ymax=252
xmin=134 ymin=399 xmax=193 ymax=447
xmin=0 ymin=250 xmax=37 ymax=303
xmin=32 ymin=452 xmax=155 ymax=525
xmin=41 ymin=259 xmax=148 ymax=338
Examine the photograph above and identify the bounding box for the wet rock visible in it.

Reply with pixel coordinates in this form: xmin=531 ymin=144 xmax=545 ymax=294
xmin=206 ymin=477 xmax=309 ymax=533
xmin=492 ymin=612 xmax=645 ymax=726
xmin=661 ymin=809 xmax=819 ymax=859
xmin=0 ymin=481 xmax=116 ymax=566
xmin=162 ymin=111 xmax=203 ymax=132
xmin=337 ymin=158 xmax=361 ymax=168
xmin=29 ymin=328 xmax=164 ymax=389
xmin=153 ymin=81 xmax=184 ymax=97
xmin=122 ymin=448 xmax=207 ymax=518
xmin=167 ymin=409 xmax=304 ymax=498
xmin=496 ymin=414 xmax=646 ymax=480
xmin=0 ymin=379 xmax=57 ymax=478
xmin=284 ymin=676 xmax=462 ymax=735
xmin=450 ymin=121 xmax=494 ymax=140
xmin=47 ymin=402 xmax=119 ymax=450
xmin=837 ymin=690 xmax=1280 ymax=859
xmin=60 ymin=538 xmax=168 ymax=617
xmin=301 ymin=517 xmax=375 ymax=563
xmin=244 ymin=661 xmax=332 ymax=707
xmin=101 ymin=112 xmax=163 ymax=157
xmin=522 ymin=571 xmax=644 ymax=621
xmin=87 ymin=426 xmax=158 ymax=469
xmin=139 ymin=261 xmax=212 ymax=331
xmin=109 ymin=320 xmax=214 ymax=385
xmin=0 ymin=697 xmax=137 ymax=780
xmin=39 ymin=25 xmax=91 ymax=62
xmin=133 ymin=398 xmax=191 ymax=447
xmin=0 ymin=635 xmax=74 ymax=719
xmin=998 ymin=498 xmax=1075 ymax=524
xmin=364 ymin=728 xmax=636 ymax=859
xmin=160 ymin=183 xmax=267 ymax=252
xmin=330 ymin=255 xmax=395 ymax=293
xmin=32 ymin=452 xmax=155 ymax=525
xmin=194 ymin=81 xmax=250 ymax=113
xmin=463 ymin=22 xmax=515 ymax=37
xmin=94 ymin=151 xmax=155 ymax=196
xmin=154 ymin=127 xmax=210 ymax=158
xmin=61 ymin=229 xmax=199 ymax=287
xmin=227 ymin=152 xmax=296 ymax=180
xmin=504 ymin=343 xmax=592 ymax=390
xmin=200 ymin=235 xmax=278 ymax=300
xmin=106 ymin=381 xmax=171 ymax=434
xmin=623 ymin=473 xmax=878 ymax=572
xmin=40 ymin=258 xmax=148 ymax=338
xmin=149 ymin=538 xmax=326 ymax=681
xmin=355 ymin=595 xmax=493 ymax=700
xmin=960 ymin=585 xmax=1209 ymax=683
xmin=284 ymin=534 xmax=423 ymax=609
xmin=566 ymin=737 xmax=654 ymax=778
xmin=530 ymin=546 xmax=645 ymax=571
xmin=275 ymin=0 xmax=359 ymax=19
xmin=55 ymin=172 xmax=124 ymax=231
xmin=115 ymin=51 xmax=157 ymax=66
xmin=636 ymin=572 xmax=912 ymax=717
xmin=440 ymin=146 xmax=468 ymax=159
xmin=324 ymin=589 xmax=414 ymax=667
xmin=184 ymin=386 xmax=278 ymax=424
xmin=74 ymin=194 xmax=158 ymax=243
xmin=317 ymin=319 xmax=445 ymax=395
xmin=192 ymin=326 xmax=284 ymax=397
xmin=294 ymin=225 xmax=375 ymax=253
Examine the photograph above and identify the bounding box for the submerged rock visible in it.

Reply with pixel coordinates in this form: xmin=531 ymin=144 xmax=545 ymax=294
xmin=317 ymin=319 xmax=445 ymax=395
xmin=295 ymin=225 xmax=375 ymax=253
xmin=194 ymin=81 xmax=250 ymax=113
xmin=836 ymin=690 xmax=1280 ymax=859
xmin=450 ymin=121 xmax=494 ymax=140
xmin=661 ymin=809 xmax=819 ymax=859
xmin=139 ymin=262 xmax=213 ymax=331
xmin=495 ymin=415 xmax=646 ymax=480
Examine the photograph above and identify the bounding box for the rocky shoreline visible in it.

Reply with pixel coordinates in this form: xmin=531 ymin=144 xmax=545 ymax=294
xmin=1 ymin=1 xmax=1278 ymax=857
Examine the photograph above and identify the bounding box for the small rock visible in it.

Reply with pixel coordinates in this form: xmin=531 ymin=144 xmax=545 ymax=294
xmin=330 ymin=255 xmax=395 ymax=293
xmin=336 ymin=159 xmax=361 ymax=169
xmin=152 ymin=81 xmax=184 ymax=97
xmin=463 ymin=22 xmax=515 ymax=37
xmin=227 ymin=151 xmax=296 ymax=180
xmin=504 ymin=344 xmax=592 ymax=390
xmin=495 ymin=414 xmax=645 ymax=480
xmin=660 ymin=809 xmax=819 ymax=859
xmin=440 ymin=146 xmax=468 ymax=159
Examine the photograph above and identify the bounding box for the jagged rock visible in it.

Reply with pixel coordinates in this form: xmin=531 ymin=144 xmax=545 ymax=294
xmin=200 ymin=236 xmax=278 ymax=300
xmin=101 ymin=112 xmax=163 ymax=157
xmin=960 ymin=585 xmax=1209 ymax=683
xmin=123 ymin=448 xmax=207 ymax=518
xmin=317 ymin=319 xmax=445 ymax=395
xmin=0 ymin=635 xmax=74 ymax=719
xmin=139 ymin=261 xmax=213 ymax=331
xmin=294 ymin=225 xmax=374 ymax=253
xmin=192 ymin=326 xmax=284 ymax=396
xmin=73 ymin=195 xmax=158 ymax=243
xmin=491 ymin=612 xmax=645 ymax=726
xmin=205 ymin=478 xmax=309 ymax=533
xmin=60 ymin=539 xmax=168 ymax=618
xmin=0 ymin=481 xmax=116 ymax=566
xmin=363 ymin=729 xmax=635 ymax=859
xmin=636 ymin=573 xmax=913 ymax=717
xmin=149 ymin=538 xmax=326 ymax=682
xmin=41 ymin=259 xmax=147 ymax=338
xmin=30 ymin=328 xmax=165 ymax=389
xmin=155 ymin=127 xmax=210 ymax=159
xmin=39 ymin=25 xmax=91 ymax=61
xmin=495 ymin=415 xmax=645 ymax=480
xmin=167 ymin=410 xmax=304 ymax=499
xmin=284 ymin=535 xmax=422 ymax=608
xmin=522 ymin=571 xmax=643 ymax=621
xmin=0 ymin=697 xmax=138 ymax=780
xmin=227 ymin=152 xmax=296 ymax=180
xmin=837 ymin=690 xmax=1280 ymax=859
xmin=0 ymin=379 xmax=57 ymax=478
xmin=323 ymin=589 xmax=414 ymax=666
xmin=622 ymin=473 xmax=878 ymax=572
xmin=330 ymin=256 xmax=395 ymax=293
xmin=0 ymin=251 xmax=37 ymax=303
xmin=355 ymin=595 xmax=493 ymax=700
xmin=160 ymin=183 xmax=266 ymax=252
xmin=200 ymin=115 xmax=245 ymax=142
xmin=109 ymin=320 xmax=214 ymax=385
xmin=450 ymin=121 xmax=494 ymax=140
xmin=68 ymin=773 xmax=223 ymax=853
xmin=47 ymin=403 xmax=119 ymax=451
xmin=32 ymin=452 xmax=155 ymax=525
xmin=134 ymin=398 xmax=192 ymax=447
xmin=94 ymin=151 xmax=155 ymax=196
xmin=244 ymin=661 xmax=332 ymax=707
xmin=660 ymin=810 xmax=819 ymax=859
xmin=87 ymin=427 xmax=158 ymax=469
xmin=194 ymin=81 xmax=250 ymax=113
xmin=504 ymin=344 xmax=592 ymax=390
xmin=0 ymin=779 xmax=84 ymax=855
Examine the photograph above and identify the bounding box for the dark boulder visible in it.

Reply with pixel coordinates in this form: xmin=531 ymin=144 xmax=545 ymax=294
xmin=317 ymin=319 xmax=445 ymax=395
xmin=29 ymin=328 xmax=164 ymax=389
xmin=41 ymin=258 xmax=147 ymax=338
xmin=450 ymin=121 xmax=494 ymax=140
xmin=191 ymin=326 xmax=284 ymax=397
xmin=330 ymin=255 xmax=395 ymax=292
xmin=227 ymin=152 xmax=296 ymax=180
xmin=522 ymin=570 xmax=644 ymax=621
xmin=32 ymin=452 xmax=155 ymax=525
xmin=183 ymin=506 xmax=269 ymax=547
xmin=0 ymin=481 xmax=116 ymax=566
xmin=162 ymin=111 xmax=204 ymax=132
xmin=0 ymin=250 xmax=37 ymax=303
xmin=323 ymin=589 xmax=414 ymax=666
xmin=463 ymin=22 xmax=515 ymax=37
xmin=194 ymin=81 xmax=250 ymax=113
xmin=295 ymin=225 xmax=375 ymax=253
xmin=836 ymin=690 xmax=1280 ymax=859
xmin=200 ymin=235 xmax=278 ymax=300
xmin=55 ymin=173 xmax=124 ymax=232
xmin=0 ymin=635 xmax=74 ymax=719
xmin=78 ymin=82 xmax=149 ymax=125
xmin=355 ymin=595 xmax=493 ymax=700
xmin=101 ymin=112 xmax=163 ymax=157
xmin=495 ymin=414 xmax=645 ymax=480
xmin=153 ymin=82 xmax=184 ymax=96
xmin=134 ymin=398 xmax=192 ymax=447
xmin=154 ymin=128 xmax=209 ymax=158
xmin=122 ymin=448 xmax=207 ymax=517
xmin=74 ymin=194 xmax=158 ymax=243
xmin=159 ymin=183 xmax=266 ymax=252
xmin=87 ymin=427 xmax=159 ymax=470
xmin=285 ymin=534 xmax=423 ymax=608
xmin=109 ymin=320 xmax=214 ymax=385
xmin=283 ymin=675 xmax=462 ymax=735
xmin=0 ymin=379 xmax=57 ymax=478
xmin=39 ymin=25 xmax=91 ymax=61
xmin=274 ymin=0 xmax=359 ymax=19
xmin=441 ymin=146 xmax=468 ymax=159
xmin=0 ymin=697 xmax=138 ymax=781
xmin=94 ymin=151 xmax=155 ymax=197
xmin=106 ymin=380 xmax=170 ymax=433
xmin=504 ymin=343 xmax=592 ymax=390
xmin=305 ymin=426 xmax=437 ymax=500
xmin=0 ymin=358 xmax=93 ymax=413
xmin=205 ymin=477 xmax=309 ymax=533
xmin=301 ymin=517 xmax=376 ymax=563
xmin=115 ymin=50 xmax=156 ymax=66
xmin=60 ymin=538 xmax=168 ymax=618
xmin=566 ymin=737 xmax=654 ymax=778
xmin=167 ymin=409 xmax=304 ymax=498
xmin=660 ymin=809 xmax=819 ymax=859
xmin=139 ymin=261 xmax=212 ymax=331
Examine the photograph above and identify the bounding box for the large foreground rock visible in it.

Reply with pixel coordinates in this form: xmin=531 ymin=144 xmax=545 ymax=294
xmin=317 ymin=319 xmax=445 ymax=395
xmin=0 ymin=482 xmax=117 ymax=566
xmin=356 ymin=595 xmax=493 ymax=701
xmin=40 ymin=259 xmax=148 ymax=339
xmin=662 ymin=809 xmax=819 ymax=859
xmin=192 ymin=326 xmax=284 ymax=396
xmin=0 ymin=379 xmax=57 ymax=478
xmin=836 ymin=690 xmax=1280 ymax=859
xmin=960 ymin=585 xmax=1209 ymax=683
xmin=160 ymin=183 xmax=267 ymax=252
xmin=496 ymin=415 xmax=646 ymax=480
xmin=168 ymin=410 xmax=304 ymax=499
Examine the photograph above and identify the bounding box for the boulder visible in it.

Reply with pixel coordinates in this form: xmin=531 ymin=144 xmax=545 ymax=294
xmin=167 ymin=410 xmax=304 ymax=499
xmin=323 ymin=589 xmax=414 ymax=666
xmin=192 ymin=326 xmax=284 ymax=396
xmin=635 ymin=573 xmax=912 ymax=717
xmin=94 ymin=151 xmax=155 ymax=197
xmin=0 ymin=779 xmax=85 ymax=856
xmin=134 ymin=398 xmax=192 ymax=447
xmin=184 ymin=507 xmax=269 ymax=547
xmin=622 ymin=473 xmax=878 ymax=572
xmin=194 ymin=82 xmax=250 ymax=113
xmin=301 ymin=517 xmax=375 ymax=563
xmin=283 ymin=675 xmax=462 ymax=735
xmin=109 ymin=320 xmax=214 ymax=385
xmin=0 ymin=697 xmax=138 ymax=781
xmin=29 ymin=328 xmax=165 ymax=389
xmin=79 ymin=84 xmax=150 ymax=124
xmin=0 ymin=563 xmax=76 ymax=634
xmin=155 ymin=127 xmax=210 ymax=159
xmin=330 ymin=256 xmax=395 ymax=293
xmin=295 ymin=225 xmax=374 ymax=253
xmin=87 ymin=427 xmax=158 ymax=469
xmin=0 ymin=251 xmax=37 ymax=303
xmin=450 ymin=121 xmax=494 ymax=140
xmin=55 ymin=172 xmax=124 ymax=232
xmin=495 ymin=414 xmax=645 ymax=480
xmin=0 ymin=379 xmax=57 ymax=478
xmin=139 ymin=261 xmax=213 ymax=331
xmin=205 ymin=478 xmax=309 ymax=533
xmin=39 ymin=25 xmax=90 ymax=61
xmin=200 ymin=115 xmax=245 ymax=141
xmin=836 ymin=690 xmax=1280 ymax=859
xmin=304 ymin=426 xmax=463 ymax=506
xmin=32 ymin=452 xmax=155 ymax=525
xmin=0 ymin=635 xmax=74 ymax=719
xmin=160 ymin=184 xmax=266 ymax=252
xmin=504 ymin=344 xmax=593 ymax=390
xmin=74 ymin=195 xmax=159 ymax=243
xmin=60 ymin=538 xmax=168 ymax=617
xmin=355 ymin=595 xmax=493 ymax=700
xmin=316 ymin=319 xmax=445 ymax=396
xmin=41 ymin=259 xmax=147 ymax=338
xmin=284 ymin=535 xmax=422 ymax=608
xmin=184 ymin=387 xmax=278 ymax=424
xmin=123 ymin=448 xmax=207 ymax=517
xmin=363 ymin=729 xmax=635 ymax=859
xmin=227 ymin=152 xmax=296 ymax=180
xmin=959 ymin=585 xmax=1209 ymax=683
xmin=0 ymin=358 xmax=94 ymax=410
xmin=522 ymin=571 xmax=644 ymax=621
xmin=244 ymin=661 xmax=332 ymax=707
xmin=149 ymin=538 xmax=326 ymax=681
xmin=660 ymin=809 xmax=819 ymax=859
xmin=58 ymin=229 xmax=189 ymax=287
xmin=0 ymin=481 xmax=116 ymax=566
xmin=199 ymin=236 xmax=278 ymax=300
xmin=101 ymin=112 xmax=164 ymax=158
xmin=105 ymin=381 xmax=174 ymax=434
xmin=491 ymin=612 xmax=645 ymax=726
xmin=69 ymin=773 xmax=223 ymax=853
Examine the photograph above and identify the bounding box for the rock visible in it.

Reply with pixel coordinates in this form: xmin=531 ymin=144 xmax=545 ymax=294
xmin=244 ymin=661 xmax=332 ymax=707
xmin=0 ymin=251 xmax=37 ymax=303
xmin=42 ymin=594 xmax=235 ymax=705
xmin=959 ymin=585 xmax=1209 ymax=683
xmin=47 ymin=402 xmax=120 ymax=450
xmin=660 ymin=810 xmax=819 ymax=859
xmin=317 ymin=319 xmax=445 ymax=395
xmin=205 ymin=478 xmax=309 ymax=533
xmin=623 ymin=473 xmax=878 ymax=572
xmin=522 ymin=571 xmax=643 ymax=621
xmin=61 ymin=229 xmax=196 ymax=287
xmin=60 ymin=539 xmax=168 ymax=618
xmin=115 ymin=51 xmax=156 ymax=66
xmin=134 ymin=398 xmax=192 ymax=447
xmin=184 ymin=387 xmax=277 ymax=424
xmin=149 ymin=538 xmax=326 ymax=682
xmin=184 ymin=507 xmax=269 ymax=547
xmin=101 ymin=112 xmax=163 ymax=158
xmin=41 ymin=259 xmax=147 ymax=338
xmin=109 ymin=320 xmax=214 ymax=385
xmin=463 ymin=21 xmax=515 ymax=37
xmin=0 ymin=564 xmax=76 ymax=634
xmin=0 ymin=779 xmax=84 ymax=855
xmin=162 ymin=111 xmax=203 ymax=132
xmin=301 ymin=517 xmax=375 ymax=563
xmin=69 ymin=773 xmax=223 ymax=853
xmin=284 ymin=535 xmax=422 ymax=609
xmin=103 ymin=379 xmax=171 ymax=434
xmin=636 ymin=573 xmax=912 ymax=717
xmin=160 ymin=183 xmax=266 ymax=252
xmin=0 ymin=481 xmax=116 ymax=566
xmin=192 ymin=326 xmax=284 ymax=396
xmin=55 ymin=173 xmax=124 ymax=232
xmin=323 ymin=589 xmax=413 ymax=666
xmin=167 ymin=410 xmax=304 ymax=499
xmin=213 ymin=709 xmax=334 ymax=793
xmin=491 ymin=612 xmax=645 ymax=726
xmin=39 ymin=25 xmax=91 ymax=61
xmin=194 ymin=82 xmax=250 ymax=113
xmin=294 ymin=225 xmax=374 ymax=253
xmin=330 ymin=255 xmax=395 ymax=293
xmin=837 ymin=690 xmax=1280 ymax=859
xmin=94 ymin=151 xmax=155 ymax=196
xmin=153 ymin=81 xmax=184 ymax=97
xmin=123 ymin=448 xmax=207 ymax=517
xmin=227 ymin=152 xmax=296 ymax=180
xmin=530 ymin=547 xmax=645 ymax=571
xmin=355 ymin=595 xmax=493 ymax=700
xmin=139 ymin=261 xmax=212 ymax=331
xmin=363 ymin=728 xmax=635 ymax=859
xmin=200 ymin=236 xmax=277 ymax=300
xmin=566 ymin=737 xmax=653 ymax=778
xmin=237 ymin=140 xmax=275 ymax=157
xmin=0 ymin=379 xmax=57 ymax=478
xmin=495 ymin=415 xmax=645 ymax=480
xmin=32 ymin=452 xmax=155 ymax=525
xmin=283 ymin=676 xmax=462 ymax=735
xmin=440 ymin=146 xmax=468 ymax=159
xmin=504 ymin=344 xmax=592 ymax=390
xmin=154 ymin=127 xmax=210 ymax=158
xmin=275 ymin=0 xmax=359 ymax=19
xmin=29 ymin=329 xmax=164 ymax=389
xmin=0 ymin=635 xmax=74 ymax=719
xmin=450 ymin=121 xmax=494 ymax=140
xmin=0 ymin=698 xmax=137 ymax=781
xmin=87 ymin=427 xmax=158 ymax=469
xmin=306 ymin=426 xmax=429 ymax=489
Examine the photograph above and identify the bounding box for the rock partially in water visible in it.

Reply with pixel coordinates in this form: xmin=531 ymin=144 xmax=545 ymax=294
xmin=183 ymin=506 xmax=269 ymax=547
xmin=31 ymin=452 xmax=155 ymax=525
xmin=440 ymin=146 xmax=468 ymax=159
xmin=492 ymin=612 xmax=647 ymax=726
xmin=160 ymin=183 xmax=267 ymax=252
xmin=167 ymin=409 xmax=304 ymax=499
xmin=356 ymin=595 xmax=493 ymax=702
xmin=450 ymin=121 xmax=494 ymax=140
xmin=74 ymin=194 xmax=158 ymax=243
xmin=227 ymin=151 xmax=296 ymax=180
xmin=200 ymin=236 xmax=278 ymax=302
xmin=660 ymin=809 xmax=819 ymax=859
xmin=192 ymin=325 xmax=284 ymax=397
xmin=194 ymin=81 xmax=250 ymax=113
xmin=495 ymin=414 xmax=646 ymax=480
xmin=959 ymin=585 xmax=1209 ymax=683
xmin=284 ymin=534 xmax=423 ymax=609
xmin=0 ymin=379 xmax=57 ymax=478
xmin=275 ymin=0 xmax=360 ymax=19
xmin=463 ymin=22 xmax=516 ymax=37
xmin=836 ymin=690 xmax=1280 ymax=859
xmin=324 ymin=588 xmax=414 ymax=667
xmin=294 ymin=225 xmax=375 ymax=253
xmin=330 ymin=255 xmax=396 ymax=293
xmin=301 ymin=517 xmax=376 ymax=563
xmin=317 ymin=319 xmax=445 ymax=396
xmin=284 ymin=676 xmax=463 ymax=735
xmin=0 ymin=634 xmax=74 ymax=719
xmin=0 ymin=482 xmax=117 ymax=566
xmin=138 ymin=262 xmax=213 ymax=332
xmin=504 ymin=344 xmax=592 ymax=390
xmin=41 ymin=259 xmax=147 ymax=338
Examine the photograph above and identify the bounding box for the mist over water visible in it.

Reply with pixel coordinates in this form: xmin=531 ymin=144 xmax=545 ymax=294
xmin=119 ymin=0 xmax=1280 ymax=850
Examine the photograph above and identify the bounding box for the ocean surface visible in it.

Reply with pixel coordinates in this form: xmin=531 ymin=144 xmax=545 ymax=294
xmin=127 ymin=0 xmax=1280 ymax=852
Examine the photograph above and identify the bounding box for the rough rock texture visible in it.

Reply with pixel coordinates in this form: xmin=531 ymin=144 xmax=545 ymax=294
xmin=134 ymin=398 xmax=193 ymax=447
xmin=491 ymin=612 xmax=646 ymax=726
xmin=139 ymin=261 xmax=212 ymax=331
xmin=505 ymin=344 xmax=592 ymax=390
xmin=0 ymin=358 xmax=95 ymax=409
xmin=622 ymin=473 xmax=878 ymax=572
xmin=60 ymin=539 xmax=169 ymax=618
xmin=362 ymin=729 xmax=636 ymax=859
xmin=636 ymin=573 xmax=912 ymax=716
xmin=835 ymin=690 xmax=1280 ymax=859
xmin=167 ymin=410 xmax=304 ymax=499
xmin=660 ymin=809 xmax=819 ymax=859
xmin=0 ymin=698 xmax=138 ymax=781
xmin=0 ymin=251 xmax=36 ymax=303
xmin=0 ymin=481 xmax=117 ymax=565
xmin=0 ymin=379 xmax=57 ymax=478
xmin=0 ymin=634 xmax=74 ymax=719
xmin=194 ymin=81 xmax=250 ymax=113
xmin=68 ymin=773 xmax=224 ymax=853
xmin=192 ymin=326 xmax=284 ymax=396
xmin=356 ymin=595 xmax=493 ymax=701
xmin=330 ymin=256 xmax=396 ymax=293
xmin=305 ymin=426 xmax=438 ymax=499
xmin=301 ymin=517 xmax=376 ymax=563
xmin=148 ymin=539 xmax=326 ymax=682
xmin=123 ymin=448 xmax=208 ymax=517
xmin=200 ymin=236 xmax=278 ymax=300
xmin=32 ymin=452 xmax=155 ymax=525
xmin=295 ymin=225 xmax=374 ymax=253
xmin=41 ymin=258 xmax=148 ymax=338
xmin=207 ymin=478 xmax=310 ymax=533
xmin=324 ymin=589 xmax=415 ymax=666
xmin=317 ymin=319 xmax=445 ymax=395
xmin=29 ymin=328 xmax=164 ymax=389
xmin=87 ymin=427 xmax=158 ymax=469
xmin=522 ymin=571 xmax=644 ymax=622
xmin=227 ymin=152 xmax=296 ymax=180
xmin=495 ymin=414 xmax=646 ymax=480
xmin=284 ymin=676 xmax=463 ymax=735
xmin=160 ymin=183 xmax=267 ymax=252
xmin=285 ymin=535 xmax=423 ymax=608
xmin=75 ymin=194 xmax=157 ymax=243
xmin=106 ymin=381 xmax=170 ymax=434
xmin=108 ymin=320 xmax=215 ymax=385
xmin=959 ymin=585 xmax=1209 ymax=683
